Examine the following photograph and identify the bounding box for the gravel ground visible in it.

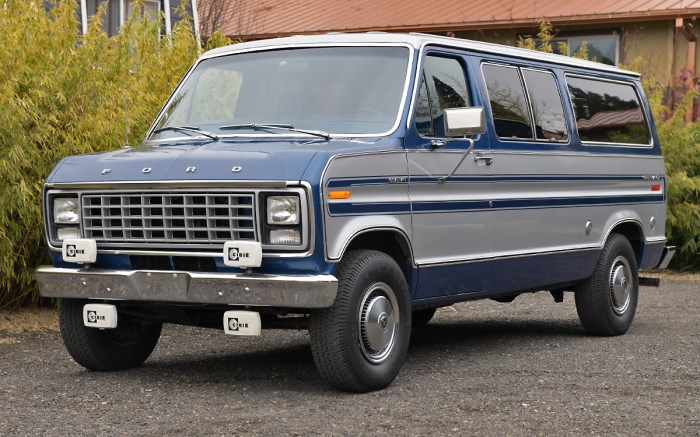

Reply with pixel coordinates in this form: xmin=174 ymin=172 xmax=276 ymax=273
xmin=1 ymin=280 xmax=698 ymax=436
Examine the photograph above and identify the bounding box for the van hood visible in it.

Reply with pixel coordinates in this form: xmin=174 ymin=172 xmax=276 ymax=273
xmin=46 ymin=138 xmax=397 ymax=185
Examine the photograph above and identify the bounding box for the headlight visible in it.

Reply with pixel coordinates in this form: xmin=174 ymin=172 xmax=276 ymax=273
xmin=266 ymin=196 xmax=299 ymax=225
xmin=53 ymin=198 xmax=80 ymax=224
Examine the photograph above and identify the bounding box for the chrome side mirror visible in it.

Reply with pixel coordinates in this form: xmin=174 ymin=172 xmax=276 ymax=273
xmin=443 ymin=107 xmax=486 ymax=137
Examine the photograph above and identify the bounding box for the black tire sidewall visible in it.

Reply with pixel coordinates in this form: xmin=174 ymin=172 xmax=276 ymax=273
xmin=341 ymin=253 xmax=411 ymax=390
xmin=600 ymin=236 xmax=639 ymax=332
xmin=59 ymin=299 xmax=162 ymax=371
xmin=575 ymin=234 xmax=639 ymax=335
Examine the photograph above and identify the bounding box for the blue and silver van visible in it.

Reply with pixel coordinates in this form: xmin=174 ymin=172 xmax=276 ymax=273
xmin=36 ymin=33 xmax=675 ymax=392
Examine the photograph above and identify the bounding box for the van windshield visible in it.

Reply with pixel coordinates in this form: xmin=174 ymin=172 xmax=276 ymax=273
xmin=150 ymin=46 xmax=411 ymax=140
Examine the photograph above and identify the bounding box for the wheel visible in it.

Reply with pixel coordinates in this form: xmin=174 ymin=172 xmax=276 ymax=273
xmin=412 ymin=308 xmax=436 ymax=328
xmin=59 ymin=299 xmax=162 ymax=371
xmin=309 ymin=250 xmax=411 ymax=392
xmin=575 ymin=234 xmax=639 ymax=336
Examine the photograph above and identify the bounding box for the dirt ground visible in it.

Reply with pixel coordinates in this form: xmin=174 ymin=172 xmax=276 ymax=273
xmin=1 ymin=279 xmax=698 ymax=436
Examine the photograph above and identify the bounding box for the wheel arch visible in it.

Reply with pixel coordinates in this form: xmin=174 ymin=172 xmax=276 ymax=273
xmin=605 ymin=219 xmax=644 ymax=267
xmin=339 ymin=228 xmax=415 ymax=279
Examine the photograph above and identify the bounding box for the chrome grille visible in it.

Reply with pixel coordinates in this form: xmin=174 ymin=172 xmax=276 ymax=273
xmin=81 ymin=191 xmax=256 ymax=248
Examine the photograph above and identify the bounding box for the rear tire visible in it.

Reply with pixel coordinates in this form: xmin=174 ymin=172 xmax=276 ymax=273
xmin=59 ymin=299 xmax=162 ymax=371
xmin=309 ymin=250 xmax=411 ymax=392
xmin=575 ymin=234 xmax=639 ymax=336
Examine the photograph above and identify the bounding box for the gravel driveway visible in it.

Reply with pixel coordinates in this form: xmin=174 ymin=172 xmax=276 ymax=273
xmin=1 ymin=280 xmax=698 ymax=436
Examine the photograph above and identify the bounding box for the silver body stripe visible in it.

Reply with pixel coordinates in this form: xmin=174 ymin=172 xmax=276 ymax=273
xmin=322 ymin=149 xmax=666 ymax=266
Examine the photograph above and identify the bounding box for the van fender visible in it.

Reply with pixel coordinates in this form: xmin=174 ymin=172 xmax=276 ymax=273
xmin=324 ymin=217 xmax=413 ymax=263
xmin=601 ymin=213 xmax=645 ymax=246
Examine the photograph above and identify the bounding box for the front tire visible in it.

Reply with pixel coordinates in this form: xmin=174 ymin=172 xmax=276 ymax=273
xmin=575 ymin=234 xmax=639 ymax=336
xmin=59 ymin=299 xmax=162 ymax=371
xmin=309 ymin=250 xmax=411 ymax=392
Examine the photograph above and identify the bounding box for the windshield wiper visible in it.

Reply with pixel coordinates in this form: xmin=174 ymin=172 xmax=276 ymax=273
xmin=152 ymin=125 xmax=219 ymax=141
xmin=219 ymin=123 xmax=330 ymax=140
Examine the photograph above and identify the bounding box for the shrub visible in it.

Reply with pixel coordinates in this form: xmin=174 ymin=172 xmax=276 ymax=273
xmin=0 ymin=1 xmax=230 ymax=309
xmin=656 ymin=106 xmax=700 ymax=269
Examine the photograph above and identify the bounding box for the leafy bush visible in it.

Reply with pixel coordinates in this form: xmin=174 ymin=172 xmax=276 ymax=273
xmin=656 ymin=106 xmax=700 ymax=269
xmin=0 ymin=1 xmax=230 ymax=309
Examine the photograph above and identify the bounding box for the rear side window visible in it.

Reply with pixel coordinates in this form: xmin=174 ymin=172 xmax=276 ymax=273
xmin=482 ymin=64 xmax=533 ymax=139
xmin=415 ymin=55 xmax=470 ymax=137
xmin=566 ymin=76 xmax=651 ymax=145
xmin=522 ymin=69 xmax=568 ymax=141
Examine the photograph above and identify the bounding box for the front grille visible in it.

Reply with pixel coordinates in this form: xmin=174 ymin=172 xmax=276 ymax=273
xmin=81 ymin=191 xmax=257 ymax=248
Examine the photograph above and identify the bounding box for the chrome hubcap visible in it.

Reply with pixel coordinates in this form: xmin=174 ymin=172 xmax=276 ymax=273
xmin=609 ymin=256 xmax=632 ymax=315
xmin=358 ymin=282 xmax=399 ymax=364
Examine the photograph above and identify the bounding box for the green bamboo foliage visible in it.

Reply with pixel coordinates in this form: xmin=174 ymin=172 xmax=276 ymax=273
xmin=0 ymin=0 xmax=230 ymax=309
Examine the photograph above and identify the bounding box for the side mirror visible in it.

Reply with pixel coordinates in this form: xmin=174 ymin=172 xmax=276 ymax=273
xmin=443 ymin=107 xmax=486 ymax=137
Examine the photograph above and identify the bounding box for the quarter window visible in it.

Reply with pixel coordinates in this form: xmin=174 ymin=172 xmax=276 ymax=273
xmin=482 ymin=64 xmax=533 ymax=140
xmin=566 ymin=76 xmax=651 ymax=145
xmin=415 ymin=55 xmax=470 ymax=137
xmin=522 ymin=69 xmax=568 ymax=141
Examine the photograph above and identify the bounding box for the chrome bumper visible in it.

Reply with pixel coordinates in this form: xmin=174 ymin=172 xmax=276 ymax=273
xmin=35 ymin=266 xmax=338 ymax=308
xmin=655 ymin=246 xmax=676 ymax=269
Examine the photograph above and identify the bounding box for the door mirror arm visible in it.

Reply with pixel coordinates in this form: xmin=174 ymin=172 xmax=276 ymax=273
xmin=437 ymin=138 xmax=475 ymax=184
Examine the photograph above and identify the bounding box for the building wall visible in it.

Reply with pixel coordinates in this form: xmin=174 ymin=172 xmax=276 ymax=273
xmin=441 ymin=20 xmax=699 ymax=87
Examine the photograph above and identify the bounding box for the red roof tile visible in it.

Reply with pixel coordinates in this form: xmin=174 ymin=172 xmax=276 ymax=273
xmin=198 ymin=0 xmax=700 ymax=39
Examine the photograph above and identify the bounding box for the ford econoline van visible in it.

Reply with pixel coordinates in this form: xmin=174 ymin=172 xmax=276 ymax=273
xmin=36 ymin=33 xmax=675 ymax=392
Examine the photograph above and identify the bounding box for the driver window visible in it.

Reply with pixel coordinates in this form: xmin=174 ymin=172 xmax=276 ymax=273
xmin=415 ymin=55 xmax=470 ymax=137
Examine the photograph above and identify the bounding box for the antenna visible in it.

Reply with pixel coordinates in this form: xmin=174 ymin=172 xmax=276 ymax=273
xmin=124 ymin=91 xmax=130 ymax=148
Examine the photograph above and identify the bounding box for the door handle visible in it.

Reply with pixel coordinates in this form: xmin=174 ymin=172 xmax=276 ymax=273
xmin=474 ymin=154 xmax=493 ymax=165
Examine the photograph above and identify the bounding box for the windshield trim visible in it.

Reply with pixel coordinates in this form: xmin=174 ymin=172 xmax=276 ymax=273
xmin=146 ymin=43 xmax=416 ymax=141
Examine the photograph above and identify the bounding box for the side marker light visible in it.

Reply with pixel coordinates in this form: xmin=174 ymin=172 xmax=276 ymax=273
xmin=328 ymin=190 xmax=351 ymax=200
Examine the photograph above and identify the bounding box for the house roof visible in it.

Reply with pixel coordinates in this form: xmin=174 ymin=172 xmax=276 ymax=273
xmin=200 ymin=33 xmax=639 ymax=77
xmin=198 ymin=0 xmax=700 ymax=40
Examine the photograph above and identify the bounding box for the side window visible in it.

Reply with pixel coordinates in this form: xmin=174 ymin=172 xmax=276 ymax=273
xmin=566 ymin=76 xmax=651 ymax=145
xmin=482 ymin=64 xmax=533 ymax=140
xmin=415 ymin=55 xmax=470 ymax=137
xmin=522 ymin=69 xmax=568 ymax=141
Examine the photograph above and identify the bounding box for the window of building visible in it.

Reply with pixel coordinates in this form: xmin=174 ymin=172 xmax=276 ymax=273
xmin=566 ymin=75 xmax=651 ymax=145
xmin=77 ymin=0 xmax=197 ymax=37
xmin=482 ymin=63 xmax=533 ymax=140
xmin=551 ymin=34 xmax=620 ymax=66
xmin=415 ymin=55 xmax=470 ymax=137
xmin=521 ymin=69 xmax=568 ymax=141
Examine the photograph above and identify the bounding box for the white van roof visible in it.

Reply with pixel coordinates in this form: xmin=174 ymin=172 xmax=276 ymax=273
xmin=202 ymin=32 xmax=639 ymax=77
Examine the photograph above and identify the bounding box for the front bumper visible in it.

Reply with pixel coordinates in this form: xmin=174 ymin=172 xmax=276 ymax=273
xmin=35 ymin=266 xmax=338 ymax=308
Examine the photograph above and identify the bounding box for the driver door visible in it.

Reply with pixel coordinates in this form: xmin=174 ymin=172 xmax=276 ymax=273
xmin=407 ymin=53 xmax=494 ymax=300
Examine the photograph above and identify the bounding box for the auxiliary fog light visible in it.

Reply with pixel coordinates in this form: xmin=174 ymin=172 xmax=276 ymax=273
xmin=57 ymin=227 xmax=81 ymax=241
xmin=269 ymin=229 xmax=301 ymax=246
